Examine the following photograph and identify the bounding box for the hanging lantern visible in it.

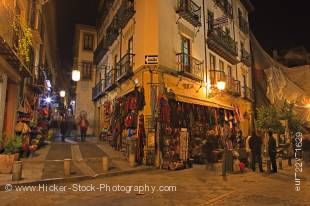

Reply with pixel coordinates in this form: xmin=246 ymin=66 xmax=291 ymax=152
xmin=72 ymin=70 xmax=80 ymax=81
xmin=60 ymin=90 xmax=66 ymax=97
xmin=216 ymin=81 xmax=226 ymax=91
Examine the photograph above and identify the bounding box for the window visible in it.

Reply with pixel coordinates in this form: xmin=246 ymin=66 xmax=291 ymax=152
xmin=238 ymin=8 xmax=243 ymax=27
xmin=227 ymin=65 xmax=232 ymax=77
xmin=219 ymin=60 xmax=224 ymax=72
xmin=210 ymin=54 xmax=216 ymax=84
xmin=181 ymin=36 xmax=191 ymax=72
xmin=210 ymin=54 xmax=216 ymax=70
xmin=83 ymin=33 xmax=94 ymax=50
xmin=81 ymin=62 xmax=92 ymax=80
xmin=207 ymin=10 xmax=214 ymax=31
xmin=128 ymin=36 xmax=133 ymax=66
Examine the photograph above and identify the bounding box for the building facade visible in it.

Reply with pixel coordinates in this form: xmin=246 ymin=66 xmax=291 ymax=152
xmin=0 ymin=0 xmax=57 ymax=139
xmin=73 ymin=24 xmax=97 ymax=135
xmin=93 ymin=0 xmax=254 ymax=165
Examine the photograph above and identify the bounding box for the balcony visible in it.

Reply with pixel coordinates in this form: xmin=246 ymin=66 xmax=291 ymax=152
xmin=226 ymin=77 xmax=241 ymax=96
xmin=213 ymin=0 xmax=233 ymax=18
xmin=104 ymin=66 xmax=117 ymax=91
xmin=176 ymin=0 xmax=202 ymax=27
xmin=207 ymin=28 xmax=238 ymax=64
xmin=116 ymin=0 xmax=136 ymax=29
xmin=176 ymin=53 xmax=203 ymax=81
xmin=116 ymin=53 xmax=135 ymax=82
xmin=243 ymin=86 xmax=254 ymax=101
xmin=94 ymin=37 xmax=109 ymax=65
xmin=241 ymin=48 xmax=251 ymax=66
xmin=105 ymin=19 xmax=119 ymax=47
xmin=239 ymin=16 xmax=249 ymax=34
xmin=209 ymin=70 xmax=226 ymax=85
xmin=92 ymin=79 xmax=105 ymax=101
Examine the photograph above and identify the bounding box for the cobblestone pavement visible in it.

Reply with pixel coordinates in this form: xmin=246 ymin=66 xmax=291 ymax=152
xmin=0 ymin=164 xmax=309 ymax=206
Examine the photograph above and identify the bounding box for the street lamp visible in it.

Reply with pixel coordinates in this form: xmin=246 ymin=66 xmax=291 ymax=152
xmin=72 ymin=70 xmax=80 ymax=82
xmin=60 ymin=90 xmax=66 ymax=97
xmin=216 ymin=81 xmax=226 ymax=91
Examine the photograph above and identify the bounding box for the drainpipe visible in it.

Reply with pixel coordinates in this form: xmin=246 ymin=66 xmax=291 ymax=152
xmin=202 ymin=0 xmax=207 ymax=90
xmin=249 ymin=33 xmax=256 ymax=135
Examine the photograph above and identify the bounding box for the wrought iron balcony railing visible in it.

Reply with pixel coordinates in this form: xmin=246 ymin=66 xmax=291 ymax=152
xmin=207 ymin=28 xmax=238 ymax=64
xmin=116 ymin=0 xmax=136 ymax=29
xmin=243 ymin=86 xmax=253 ymax=101
xmin=239 ymin=16 xmax=249 ymax=34
xmin=241 ymin=48 xmax=251 ymax=66
xmin=92 ymin=79 xmax=105 ymax=101
xmin=176 ymin=53 xmax=203 ymax=81
xmin=226 ymin=77 xmax=241 ymax=96
xmin=212 ymin=0 xmax=233 ymax=18
xmin=176 ymin=0 xmax=202 ymax=27
xmin=116 ymin=53 xmax=135 ymax=82
xmin=104 ymin=65 xmax=116 ymax=91
xmin=209 ymin=70 xmax=226 ymax=85
xmin=94 ymin=37 xmax=109 ymax=64
xmin=105 ymin=19 xmax=119 ymax=47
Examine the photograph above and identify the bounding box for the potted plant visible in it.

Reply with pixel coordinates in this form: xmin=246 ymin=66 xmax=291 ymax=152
xmin=0 ymin=136 xmax=22 ymax=174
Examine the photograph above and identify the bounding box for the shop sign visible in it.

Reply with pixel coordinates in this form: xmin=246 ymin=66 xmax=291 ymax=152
xmin=145 ymin=55 xmax=158 ymax=65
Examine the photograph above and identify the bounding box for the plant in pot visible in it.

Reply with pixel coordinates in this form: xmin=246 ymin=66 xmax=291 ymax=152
xmin=0 ymin=136 xmax=22 ymax=174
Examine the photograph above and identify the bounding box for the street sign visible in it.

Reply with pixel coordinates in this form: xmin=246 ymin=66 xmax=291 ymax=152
xmin=145 ymin=55 xmax=159 ymax=65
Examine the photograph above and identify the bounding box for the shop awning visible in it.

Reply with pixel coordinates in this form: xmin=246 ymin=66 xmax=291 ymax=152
xmin=175 ymin=94 xmax=234 ymax=110
xmin=0 ymin=35 xmax=32 ymax=78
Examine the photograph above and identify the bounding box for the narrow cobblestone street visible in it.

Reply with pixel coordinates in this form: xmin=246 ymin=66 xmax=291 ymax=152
xmin=0 ymin=164 xmax=309 ymax=206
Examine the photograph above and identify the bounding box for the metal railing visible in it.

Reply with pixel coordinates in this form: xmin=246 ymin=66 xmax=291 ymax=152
xmin=105 ymin=66 xmax=116 ymax=90
xmin=176 ymin=53 xmax=203 ymax=80
xmin=94 ymin=37 xmax=108 ymax=64
xmin=209 ymin=70 xmax=226 ymax=85
xmin=241 ymin=48 xmax=251 ymax=66
xmin=213 ymin=0 xmax=233 ymax=18
xmin=226 ymin=77 xmax=241 ymax=96
xmin=239 ymin=16 xmax=249 ymax=34
xmin=92 ymin=79 xmax=105 ymax=101
xmin=116 ymin=0 xmax=135 ymax=29
xmin=176 ymin=0 xmax=202 ymax=27
xmin=208 ymin=28 xmax=238 ymax=56
xmin=116 ymin=53 xmax=135 ymax=82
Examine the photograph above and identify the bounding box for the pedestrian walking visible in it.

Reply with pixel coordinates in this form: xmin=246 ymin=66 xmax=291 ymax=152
xmin=249 ymin=132 xmax=264 ymax=172
xmin=77 ymin=113 xmax=89 ymax=142
xmin=60 ymin=114 xmax=67 ymax=142
xmin=268 ymin=130 xmax=277 ymax=173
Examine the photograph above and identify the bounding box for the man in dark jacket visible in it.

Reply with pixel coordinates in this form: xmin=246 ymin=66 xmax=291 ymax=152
xmin=249 ymin=132 xmax=264 ymax=172
xmin=268 ymin=130 xmax=277 ymax=173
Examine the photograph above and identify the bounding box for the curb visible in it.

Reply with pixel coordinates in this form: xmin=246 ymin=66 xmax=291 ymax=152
xmin=0 ymin=167 xmax=156 ymax=192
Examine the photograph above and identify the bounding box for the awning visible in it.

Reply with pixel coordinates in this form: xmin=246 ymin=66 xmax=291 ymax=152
xmin=0 ymin=35 xmax=32 ymax=78
xmin=175 ymin=93 xmax=234 ymax=110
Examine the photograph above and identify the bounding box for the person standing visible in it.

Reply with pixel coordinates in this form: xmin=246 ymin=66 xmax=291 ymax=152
xmin=78 ymin=114 xmax=89 ymax=142
xmin=60 ymin=114 xmax=67 ymax=142
xmin=249 ymin=132 xmax=264 ymax=172
xmin=268 ymin=130 xmax=278 ymax=173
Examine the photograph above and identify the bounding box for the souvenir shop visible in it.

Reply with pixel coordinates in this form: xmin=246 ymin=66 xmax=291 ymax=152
xmin=13 ymin=92 xmax=51 ymax=157
xmin=158 ymin=92 xmax=241 ymax=170
xmin=101 ymin=87 xmax=147 ymax=165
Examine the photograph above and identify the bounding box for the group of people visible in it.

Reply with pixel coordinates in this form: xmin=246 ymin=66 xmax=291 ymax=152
xmin=248 ymin=129 xmax=278 ymax=173
xmin=57 ymin=113 xmax=89 ymax=142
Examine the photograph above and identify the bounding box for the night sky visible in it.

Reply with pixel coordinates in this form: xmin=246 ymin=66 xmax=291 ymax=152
xmin=55 ymin=0 xmax=310 ymax=69
xmin=250 ymin=0 xmax=310 ymax=53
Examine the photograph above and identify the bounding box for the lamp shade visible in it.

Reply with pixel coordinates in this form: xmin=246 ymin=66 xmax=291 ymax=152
xmin=60 ymin=90 xmax=66 ymax=97
xmin=216 ymin=81 xmax=226 ymax=91
xmin=72 ymin=70 xmax=80 ymax=81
